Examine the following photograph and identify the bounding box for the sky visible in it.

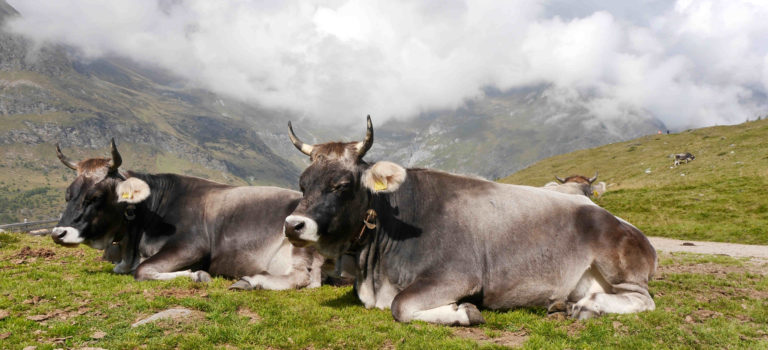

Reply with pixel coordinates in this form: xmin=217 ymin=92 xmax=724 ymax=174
xmin=5 ymin=0 xmax=768 ymax=130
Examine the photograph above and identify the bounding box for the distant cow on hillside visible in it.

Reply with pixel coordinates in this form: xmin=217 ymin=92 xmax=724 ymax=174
xmin=673 ymin=153 xmax=695 ymax=166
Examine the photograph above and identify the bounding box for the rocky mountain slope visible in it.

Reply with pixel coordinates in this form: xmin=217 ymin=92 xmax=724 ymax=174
xmin=0 ymin=1 xmax=307 ymax=221
xmin=369 ymin=87 xmax=665 ymax=180
xmin=0 ymin=0 xmax=665 ymax=222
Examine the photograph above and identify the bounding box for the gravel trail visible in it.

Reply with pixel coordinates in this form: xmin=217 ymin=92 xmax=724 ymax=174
xmin=649 ymin=236 xmax=768 ymax=260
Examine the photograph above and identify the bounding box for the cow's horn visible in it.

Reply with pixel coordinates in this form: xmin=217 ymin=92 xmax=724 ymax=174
xmin=588 ymin=170 xmax=598 ymax=184
xmin=287 ymin=121 xmax=314 ymax=156
xmin=108 ymin=138 xmax=122 ymax=172
xmin=55 ymin=144 xmax=78 ymax=171
xmin=355 ymin=115 xmax=374 ymax=159
xmin=554 ymin=175 xmax=566 ymax=184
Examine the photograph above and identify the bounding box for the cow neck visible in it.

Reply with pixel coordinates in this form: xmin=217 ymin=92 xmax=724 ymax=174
xmin=346 ymin=194 xmax=378 ymax=253
xmin=124 ymin=172 xmax=177 ymax=231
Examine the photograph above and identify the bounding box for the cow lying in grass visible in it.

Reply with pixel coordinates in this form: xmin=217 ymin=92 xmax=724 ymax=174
xmin=282 ymin=116 xmax=657 ymax=325
xmin=52 ymin=140 xmax=325 ymax=290
xmin=543 ymin=171 xmax=607 ymax=198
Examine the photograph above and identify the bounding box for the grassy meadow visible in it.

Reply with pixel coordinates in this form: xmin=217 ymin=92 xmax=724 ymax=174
xmin=2 ymin=119 xmax=768 ymax=348
xmin=500 ymin=118 xmax=768 ymax=244
xmin=1 ymin=233 xmax=767 ymax=349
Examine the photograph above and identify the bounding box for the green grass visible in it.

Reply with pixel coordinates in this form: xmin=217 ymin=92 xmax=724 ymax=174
xmin=1 ymin=234 xmax=767 ymax=349
xmin=500 ymin=119 xmax=768 ymax=244
xmin=595 ymin=177 xmax=768 ymax=244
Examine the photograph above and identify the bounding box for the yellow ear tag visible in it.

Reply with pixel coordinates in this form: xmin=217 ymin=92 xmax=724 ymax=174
xmin=593 ymin=190 xmax=599 ymax=197
xmin=373 ymin=180 xmax=387 ymax=191
xmin=121 ymin=192 xmax=130 ymax=199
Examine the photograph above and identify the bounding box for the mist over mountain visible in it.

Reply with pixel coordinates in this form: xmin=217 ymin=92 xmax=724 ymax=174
xmin=367 ymin=86 xmax=664 ymax=179
xmin=6 ymin=0 xmax=767 ymax=130
xmin=0 ymin=0 xmax=743 ymax=222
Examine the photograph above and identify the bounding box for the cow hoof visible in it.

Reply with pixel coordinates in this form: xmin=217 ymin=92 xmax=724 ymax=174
xmin=547 ymin=312 xmax=567 ymax=320
xmin=228 ymin=279 xmax=253 ymax=291
xmin=459 ymin=303 xmax=485 ymax=325
xmin=547 ymin=299 xmax=568 ymax=314
xmin=195 ymin=271 xmax=212 ymax=283
xmin=113 ymin=262 xmax=132 ymax=274
xmin=570 ymin=303 xmax=601 ymax=320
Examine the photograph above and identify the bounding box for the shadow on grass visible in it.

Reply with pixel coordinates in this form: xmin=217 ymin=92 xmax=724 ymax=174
xmin=83 ymin=268 xmax=119 ymax=276
xmin=321 ymin=288 xmax=362 ymax=309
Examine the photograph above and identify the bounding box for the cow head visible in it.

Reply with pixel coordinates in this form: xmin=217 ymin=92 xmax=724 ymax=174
xmin=52 ymin=139 xmax=150 ymax=250
xmin=284 ymin=116 xmax=406 ymax=258
xmin=554 ymin=171 xmax=598 ymax=185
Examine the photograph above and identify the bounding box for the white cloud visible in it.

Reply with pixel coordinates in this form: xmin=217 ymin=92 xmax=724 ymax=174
xmin=5 ymin=0 xmax=768 ymax=128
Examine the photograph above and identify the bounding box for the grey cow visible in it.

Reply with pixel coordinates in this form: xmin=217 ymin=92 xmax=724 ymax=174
xmin=543 ymin=171 xmax=607 ymax=198
xmin=52 ymin=140 xmax=324 ymax=290
xmin=673 ymin=152 xmax=695 ymax=166
xmin=282 ymin=116 xmax=657 ymax=325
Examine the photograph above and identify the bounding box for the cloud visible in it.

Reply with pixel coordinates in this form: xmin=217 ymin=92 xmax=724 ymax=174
xmin=5 ymin=0 xmax=768 ymax=129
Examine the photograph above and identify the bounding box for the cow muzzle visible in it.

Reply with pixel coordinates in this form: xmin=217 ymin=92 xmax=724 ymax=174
xmin=284 ymin=215 xmax=319 ymax=247
xmin=51 ymin=226 xmax=84 ymax=246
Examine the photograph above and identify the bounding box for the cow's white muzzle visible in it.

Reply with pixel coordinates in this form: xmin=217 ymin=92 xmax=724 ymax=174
xmin=51 ymin=226 xmax=84 ymax=245
xmin=284 ymin=215 xmax=319 ymax=246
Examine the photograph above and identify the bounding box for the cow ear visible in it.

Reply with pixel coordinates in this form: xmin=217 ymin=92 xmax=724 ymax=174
xmin=116 ymin=178 xmax=151 ymax=204
xmin=362 ymin=161 xmax=406 ymax=193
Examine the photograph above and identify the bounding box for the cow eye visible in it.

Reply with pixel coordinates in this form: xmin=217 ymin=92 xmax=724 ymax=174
xmin=84 ymin=192 xmax=102 ymax=205
xmin=332 ymin=181 xmax=350 ymax=192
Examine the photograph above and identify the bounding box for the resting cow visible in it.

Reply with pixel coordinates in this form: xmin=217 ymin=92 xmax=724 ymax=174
xmin=52 ymin=140 xmax=324 ymax=290
xmin=544 ymin=172 xmax=606 ymax=198
xmin=282 ymin=116 xmax=657 ymax=325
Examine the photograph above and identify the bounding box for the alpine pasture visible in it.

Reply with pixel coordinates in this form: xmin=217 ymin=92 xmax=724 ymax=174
xmin=1 ymin=119 xmax=767 ymax=349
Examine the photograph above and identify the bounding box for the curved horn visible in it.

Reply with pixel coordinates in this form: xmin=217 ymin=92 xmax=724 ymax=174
xmin=55 ymin=144 xmax=78 ymax=171
xmin=354 ymin=115 xmax=374 ymax=159
xmin=108 ymin=138 xmax=122 ymax=172
xmin=287 ymin=121 xmax=314 ymax=156
xmin=554 ymin=175 xmax=566 ymax=184
xmin=588 ymin=170 xmax=598 ymax=184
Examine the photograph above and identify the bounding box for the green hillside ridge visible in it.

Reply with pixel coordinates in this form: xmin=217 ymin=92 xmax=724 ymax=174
xmin=499 ymin=118 xmax=768 ymax=245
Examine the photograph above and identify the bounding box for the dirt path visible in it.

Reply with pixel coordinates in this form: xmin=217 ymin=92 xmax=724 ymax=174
xmin=649 ymin=236 xmax=768 ymax=260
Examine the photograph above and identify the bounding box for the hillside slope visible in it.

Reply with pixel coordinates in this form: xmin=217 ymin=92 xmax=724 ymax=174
xmin=0 ymin=2 xmax=308 ymax=222
xmin=500 ymin=119 xmax=768 ymax=244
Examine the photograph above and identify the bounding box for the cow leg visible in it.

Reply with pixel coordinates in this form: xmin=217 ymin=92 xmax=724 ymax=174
xmin=569 ymin=282 xmax=655 ymax=320
xmin=229 ymin=247 xmax=322 ymax=291
xmin=568 ymin=250 xmax=655 ymax=319
xmin=390 ymin=278 xmax=484 ymax=326
xmin=307 ymin=249 xmax=325 ymax=288
xmin=134 ymin=241 xmax=210 ymax=282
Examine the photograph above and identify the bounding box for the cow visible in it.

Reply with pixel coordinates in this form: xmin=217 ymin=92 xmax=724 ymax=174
xmin=543 ymin=181 xmax=592 ymax=197
xmin=545 ymin=171 xmax=606 ymax=198
xmin=673 ymin=153 xmax=695 ymax=166
xmin=282 ymin=116 xmax=657 ymax=325
xmin=52 ymin=139 xmax=324 ymax=290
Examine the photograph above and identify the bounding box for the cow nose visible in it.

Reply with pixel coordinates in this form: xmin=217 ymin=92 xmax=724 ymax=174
xmin=292 ymin=221 xmax=305 ymax=231
xmin=284 ymin=215 xmax=319 ymax=245
xmin=284 ymin=217 xmax=305 ymax=239
xmin=52 ymin=227 xmax=67 ymax=239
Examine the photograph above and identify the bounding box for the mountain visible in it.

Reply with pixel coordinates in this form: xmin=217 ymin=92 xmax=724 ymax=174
xmin=0 ymin=0 xmax=665 ymax=223
xmin=369 ymin=86 xmax=665 ymax=180
xmin=0 ymin=1 xmax=309 ymax=222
